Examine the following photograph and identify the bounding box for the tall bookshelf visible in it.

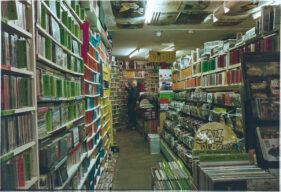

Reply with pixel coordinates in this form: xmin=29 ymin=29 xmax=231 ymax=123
xmin=1 ymin=0 xmax=39 ymax=189
xmin=34 ymin=0 xmax=88 ymax=190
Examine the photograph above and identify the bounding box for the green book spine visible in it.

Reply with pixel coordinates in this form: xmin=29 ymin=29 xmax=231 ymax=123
xmin=45 ymin=38 xmax=52 ymax=60
xmin=50 ymin=76 xmax=56 ymax=97
xmin=41 ymin=6 xmax=46 ymax=29
xmin=16 ymin=40 xmax=27 ymax=68
xmin=71 ymin=20 xmax=75 ymax=34
xmin=23 ymin=153 xmax=31 ymax=181
xmin=80 ymin=8 xmax=85 ymax=20
xmin=67 ymin=17 xmax=72 ymax=31
xmin=7 ymin=1 xmax=18 ymax=20
xmin=71 ymin=82 xmax=75 ymax=96
xmin=43 ymin=74 xmax=50 ymax=97
xmin=71 ymin=1 xmax=76 ymax=10
xmin=62 ymin=11 xmax=68 ymax=27
xmin=74 ymin=57 xmax=78 ymax=72
xmin=75 ymin=5 xmax=80 ymax=17
xmin=74 ymin=25 xmax=78 ymax=38
xmin=56 ymin=0 xmax=60 ymax=19
xmin=45 ymin=0 xmax=49 ymax=6
xmin=57 ymin=79 xmax=63 ymax=97
xmin=80 ymin=60 xmax=84 ymax=73
xmin=67 ymin=81 xmax=71 ymax=98
xmin=67 ymin=34 xmax=72 ymax=51
xmin=63 ymin=80 xmax=67 ymax=98
xmin=67 ymin=54 xmax=71 ymax=70
xmin=46 ymin=110 xmax=52 ymax=132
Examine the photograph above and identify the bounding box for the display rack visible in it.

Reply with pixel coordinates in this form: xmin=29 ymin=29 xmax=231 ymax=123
xmin=110 ymin=59 xmax=122 ymax=131
xmin=1 ymin=1 xmax=39 ymax=189
xmin=34 ymin=0 xmax=88 ymax=190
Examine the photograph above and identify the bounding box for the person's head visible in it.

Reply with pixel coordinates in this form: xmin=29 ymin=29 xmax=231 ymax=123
xmin=131 ymin=80 xmax=137 ymax=87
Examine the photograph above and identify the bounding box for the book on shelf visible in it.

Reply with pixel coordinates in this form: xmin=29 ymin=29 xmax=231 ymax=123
xmin=1 ymin=150 xmax=32 ymax=190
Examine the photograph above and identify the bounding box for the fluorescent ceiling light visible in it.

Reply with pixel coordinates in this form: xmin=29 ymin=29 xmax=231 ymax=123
xmin=213 ymin=14 xmax=218 ymax=22
xmin=156 ymin=31 xmax=161 ymax=37
xmin=224 ymin=1 xmax=230 ymax=13
xmin=203 ymin=14 xmax=212 ymax=23
xmin=224 ymin=6 xmax=230 ymax=14
xmin=252 ymin=11 xmax=261 ymax=19
xmin=145 ymin=0 xmax=157 ymax=24
xmin=129 ymin=49 xmax=139 ymax=58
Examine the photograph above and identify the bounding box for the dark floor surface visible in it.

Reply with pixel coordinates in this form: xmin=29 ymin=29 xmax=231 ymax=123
xmin=112 ymin=129 xmax=164 ymax=190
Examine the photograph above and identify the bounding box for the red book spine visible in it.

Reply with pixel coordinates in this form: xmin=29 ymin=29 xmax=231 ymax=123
xmin=231 ymin=70 xmax=235 ymax=84
xmin=17 ymin=155 xmax=25 ymax=187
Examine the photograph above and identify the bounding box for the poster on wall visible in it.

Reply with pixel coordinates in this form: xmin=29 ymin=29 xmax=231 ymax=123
xmin=159 ymin=69 xmax=173 ymax=111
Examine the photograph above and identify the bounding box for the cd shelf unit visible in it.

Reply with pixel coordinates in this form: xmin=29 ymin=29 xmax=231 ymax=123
xmin=110 ymin=59 xmax=121 ymax=131
xmin=34 ymin=0 xmax=88 ymax=190
xmin=80 ymin=25 xmax=103 ymax=190
xmin=1 ymin=0 xmax=39 ymax=189
xmin=100 ymin=47 xmax=113 ymax=177
xmin=164 ymin=26 xmax=280 ymax=183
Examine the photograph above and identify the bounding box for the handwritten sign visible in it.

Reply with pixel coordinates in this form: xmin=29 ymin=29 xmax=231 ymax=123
xmin=148 ymin=51 xmax=176 ymax=63
xmin=194 ymin=122 xmax=238 ymax=150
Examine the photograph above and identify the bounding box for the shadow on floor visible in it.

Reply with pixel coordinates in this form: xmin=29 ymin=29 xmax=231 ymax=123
xmin=112 ymin=129 xmax=164 ymax=190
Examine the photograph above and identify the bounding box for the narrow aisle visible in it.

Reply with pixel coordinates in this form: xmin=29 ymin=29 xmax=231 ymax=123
xmin=112 ymin=129 xmax=164 ymax=190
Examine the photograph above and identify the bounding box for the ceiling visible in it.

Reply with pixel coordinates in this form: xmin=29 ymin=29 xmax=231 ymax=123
xmin=101 ymin=0 xmax=262 ymax=60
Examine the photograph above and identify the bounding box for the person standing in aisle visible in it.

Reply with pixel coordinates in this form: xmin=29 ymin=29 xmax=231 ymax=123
xmin=124 ymin=80 xmax=138 ymax=130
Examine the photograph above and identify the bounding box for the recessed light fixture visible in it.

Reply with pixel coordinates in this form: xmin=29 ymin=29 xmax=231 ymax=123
xmin=213 ymin=14 xmax=218 ymax=22
xmin=129 ymin=49 xmax=139 ymax=58
xmin=156 ymin=31 xmax=161 ymax=37
xmin=145 ymin=0 xmax=157 ymax=24
xmin=224 ymin=1 xmax=230 ymax=13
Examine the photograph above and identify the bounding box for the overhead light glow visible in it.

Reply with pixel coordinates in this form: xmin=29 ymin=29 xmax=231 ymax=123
xmin=145 ymin=0 xmax=157 ymax=24
xmin=129 ymin=49 xmax=139 ymax=58
xmin=156 ymin=31 xmax=161 ymax=37
xmin=224 ymin=6 xmax=230 ymax=13
xmin=213 ymin=14 xmax=218 ymax=22
xmin=203 ymin=14 xmax=212 ymax=23
xmin=224 ymin=1 xmax=230 ymax=13
xmin=252 ymin=11 xmax=261 ymax=19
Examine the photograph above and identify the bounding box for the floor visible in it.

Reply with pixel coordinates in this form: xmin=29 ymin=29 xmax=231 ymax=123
xmin=112 ymin=128 xmax=164 ymax=190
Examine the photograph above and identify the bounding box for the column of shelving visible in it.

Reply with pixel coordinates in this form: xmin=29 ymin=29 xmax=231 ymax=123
xmin=1 ymin=0 xmax=39 ymax=189
xmin=34 ymin=0 xmax=88 ymax=190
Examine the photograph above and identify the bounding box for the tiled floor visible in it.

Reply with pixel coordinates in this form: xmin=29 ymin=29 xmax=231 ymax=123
xmin=112 ymin=129 xmax=164 ymax=190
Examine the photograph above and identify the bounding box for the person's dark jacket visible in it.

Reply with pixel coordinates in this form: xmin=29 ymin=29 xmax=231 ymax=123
xmin=126 ymin=86 xmax=138 ymax=107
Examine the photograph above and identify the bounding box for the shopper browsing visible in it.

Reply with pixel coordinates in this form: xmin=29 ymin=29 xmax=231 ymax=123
xmin=124 ymin=80 xmax=138 ymax=130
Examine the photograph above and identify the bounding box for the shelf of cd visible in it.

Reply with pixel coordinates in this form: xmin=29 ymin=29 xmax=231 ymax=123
xmin=1 ymin=106 xmax=36 ymax=117
xmin=62 ymin=0 xmax=83 ymax=25
xmin=87 ymin=137 xmax=102 ymax=157
xmin=87 ymin=52 xmax=99 ymax=63
xmin=1 ymin=65 xmax=34 ymax=76
xmin=37 ymin=95 xmax=84 ymax=103
xmin=84 ymin=64 xmax=99 ymax=74
xmin=102 ymin=126 xmax=111 ymax=138
xmin=84 ymin=79 xmax=100 ymax=85
xmin=55 ymin=152 xmax=87 ymax=190
xmin=85 ymin=104 xmax=100 ymax=112
xmin=36 ymin=24 xmax=83 ymax=61
xmin=1 ymin=19 xmax=32 ymax=39
xmin=18 ymin=176 xmax=38 ymax=190
xmin=85 ymin=115 xmax=101 ymax=127
xmin=85 ymin=94 xmax=100 ymax=98
xmin=37 ymin=54 xmax=83 ymax=76
xmin=87 ymin=125 xmax=102 ymax=143
xmin=102 ymin=119 xmax=110 ymax=128
xmin=0 ymin=141 xmax=36 ymax=163
xmin=38 ymin=115 xmax=85 ymax=140
xmin=41 ymin=1 xmax=82 ymax=44
xmin=77 ymin=155 xmax=100 ymax=189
